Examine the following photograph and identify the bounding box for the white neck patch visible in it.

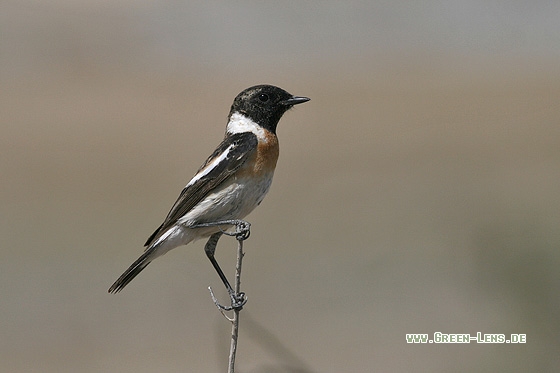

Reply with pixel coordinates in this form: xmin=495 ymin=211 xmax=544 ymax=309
xmin=227 ymin=112 xmax=266 ymax=140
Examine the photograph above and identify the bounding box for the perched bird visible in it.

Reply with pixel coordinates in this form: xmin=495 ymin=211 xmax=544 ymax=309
xmin=108 ymin=85 xmax=309 ymax=299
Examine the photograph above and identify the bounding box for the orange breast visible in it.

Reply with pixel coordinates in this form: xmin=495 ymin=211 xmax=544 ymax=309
xmin=235 ymin=130 xmax=278 ymax=178
xmin=233 ymin=129 xmax=279 ymax=181
xmin=254 ymin=131 xmax=279 ymax=174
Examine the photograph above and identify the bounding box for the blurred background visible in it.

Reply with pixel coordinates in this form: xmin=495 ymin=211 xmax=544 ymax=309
xmin=2 ymin=1 xmax=559 ymax=372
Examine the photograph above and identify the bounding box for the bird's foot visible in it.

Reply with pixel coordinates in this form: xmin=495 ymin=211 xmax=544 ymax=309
xmin=223 ymin=220 xmax=250 ymax=241
xmin=209 ymin=287 xmax=247 ymax=312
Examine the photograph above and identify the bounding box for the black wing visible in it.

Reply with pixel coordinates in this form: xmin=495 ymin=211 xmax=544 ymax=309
xmin=144 ymin=132 xmax=258 ymax=247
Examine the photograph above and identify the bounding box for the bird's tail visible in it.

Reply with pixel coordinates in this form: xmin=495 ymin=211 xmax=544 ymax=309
xmin=108 ymin=250 xmax=153 ymax=293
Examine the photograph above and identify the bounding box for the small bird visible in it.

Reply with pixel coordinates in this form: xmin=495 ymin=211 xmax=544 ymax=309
xmin=109 ymin=85 xmax=309 ymax=297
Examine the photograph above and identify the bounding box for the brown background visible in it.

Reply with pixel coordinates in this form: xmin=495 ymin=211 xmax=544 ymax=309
xmin=2 ymin=2 xmax=559 ymax=372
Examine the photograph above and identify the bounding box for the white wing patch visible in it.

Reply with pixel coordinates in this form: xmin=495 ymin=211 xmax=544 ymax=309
xmin=186 ymin=144 xmax=233 ymax=187
xmin=227 ymin=112 xmax=266 ymax=141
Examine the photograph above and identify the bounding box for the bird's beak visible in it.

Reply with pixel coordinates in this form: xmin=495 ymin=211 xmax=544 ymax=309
xmin=281 ymin=96 xmax=310 ymax=106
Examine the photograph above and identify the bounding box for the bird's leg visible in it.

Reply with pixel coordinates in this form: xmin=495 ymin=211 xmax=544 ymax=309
xmin=191 ymin=220 xmax=251 ymax=309
xmin=191 ymin=219 xmax=251 ymax=241
xmin=202 ymin=231 xmax=247 ymax=310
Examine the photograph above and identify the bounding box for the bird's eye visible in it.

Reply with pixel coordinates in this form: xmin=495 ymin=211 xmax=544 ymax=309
xmin=258 ymin=94 xmax=269 ymax=102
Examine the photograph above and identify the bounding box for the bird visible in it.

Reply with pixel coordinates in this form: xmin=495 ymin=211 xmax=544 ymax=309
xmin=108 ymin=85 xmax=309 ymax=299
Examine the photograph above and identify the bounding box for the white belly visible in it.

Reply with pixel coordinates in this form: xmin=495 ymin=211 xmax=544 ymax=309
xmin=146 ymin=173 xmax=274 ymax=260
xmin=178 ymin=173 xmax=274 ymax=227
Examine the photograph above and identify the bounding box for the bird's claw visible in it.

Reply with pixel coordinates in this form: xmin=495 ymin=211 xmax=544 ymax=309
xmin=209 ymin=287 xmax=247 ymax=312
xmin=222 ymin=220 xmax=250 ymax=241
xmin=235 ymin=221 xmax=251 ymax=241
xmin=230 ymin=291 xmax=247 ymax=310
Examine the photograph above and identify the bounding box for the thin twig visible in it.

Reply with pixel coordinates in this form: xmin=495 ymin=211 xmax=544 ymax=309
xmin=227 ymin=238 xmax=245 ymax=373
xmin=208 ymin=286 xmax=234 ymax=322
xmin=208 ymin=230 xmax=247 ymax=372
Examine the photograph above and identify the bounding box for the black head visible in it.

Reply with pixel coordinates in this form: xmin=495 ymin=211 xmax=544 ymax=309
xmin=229 ymin=85 xmax=310 ymax=133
